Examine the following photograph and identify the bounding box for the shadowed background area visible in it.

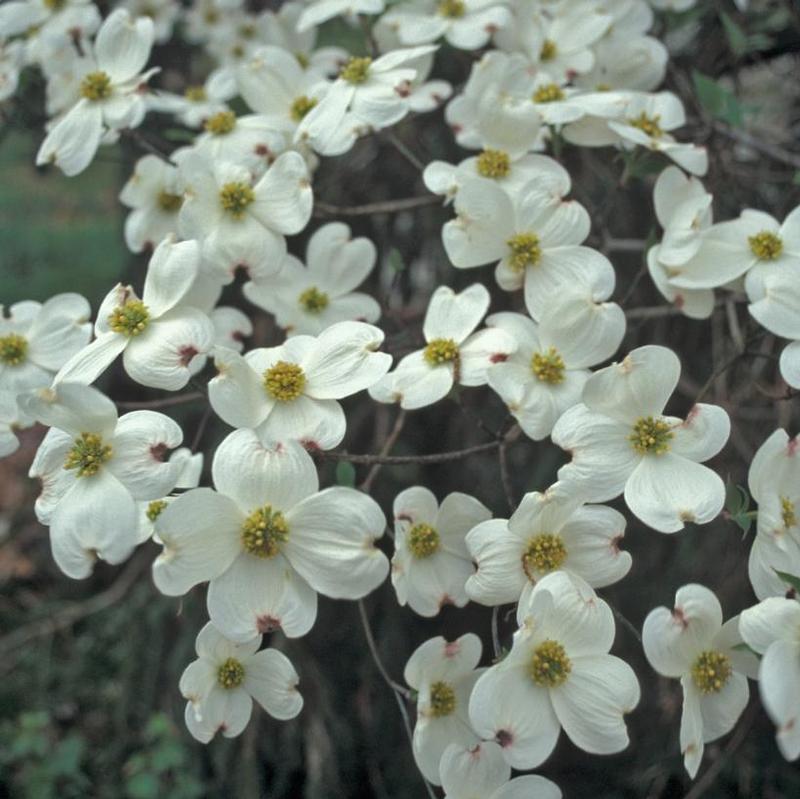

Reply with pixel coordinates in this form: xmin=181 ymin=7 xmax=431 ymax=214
xmin=2 ymin=2 xmax=800 ymax=797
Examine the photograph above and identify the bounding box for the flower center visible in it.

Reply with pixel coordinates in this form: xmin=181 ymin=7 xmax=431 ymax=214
xmin=263 ymin=361 xmax=306 ymax=402
xmin=476 ymin=148 xmax=511 ymax=178
xmin=529 ymin=639 xmax=571 ymax=688
xmin=184 ymin=85 xmax=207 ymax=102
xmin=219 ymin=182 xmax=255 ymax=218
xmin=64 ymin=433 xmax=113 ymax=477
xmin=540 ymin=39 xmax=557 ymax=61
xmin=521 ymin=534 xmax=567 ymax=580
xmin=204 ymin=110 xmax=237 ymax=135
xmin=748 ymin=230 xmax=783 ymax=260
xmin=80 ymin=70 xmax=112 ymax=101
xmin=423 ymin=338 xmax=459 ymax=366
xmin=782 ymin=496 xmax=797 ymax=529
xmin=157 ymin=190 xmax=183 ymax=212
xmin=217 ymin=657 xmax=246 ymax=689
xmin=298 ymin=286 xmax=329 ymax=313
xmin=438 ymin=0 xmax=465 ymax=17
xmin=531 ymin=347 xmax=565 ymax=384
xmin=44 ymin=0 xmax=66 ymax=10
xmin=295 ymin=52 xmax=310 ymax=68
xmin=0 ymin=333 xmax=28 ymax=365
xmin=691 ymin=650 xmax=732 ymax=694
xmin=629 ymin=416 xmax=673 ymax=455
xmin=241 ymin=505 xmax=289 ymax=558
xmin=407 ymin=523 xmax=440 ymax=559
xmin=629 ymin=112 xmax=662 ymax=138
xmin=203 ymin=9 xmax=219 ymax=23
xmin=533 ymin=83 xmax=565 ymax=103
xmin=339 ymin=56 xmax=372 ymax=84
xmin=146 ymin=499 xmax=168 ymax=522
xmin=429 ymin=680 xmax=456 ymax=717
xmin=291 ymin=95 xmax=318 ymax=121
xmin=507 ymin=232 xmax=542 ymax=271
xmin=108 ymin=298 xmax=150 ymax=337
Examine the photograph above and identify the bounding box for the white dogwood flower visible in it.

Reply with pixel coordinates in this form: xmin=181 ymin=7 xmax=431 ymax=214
xmin=552 ymin=345 xmax=730 ymax=533
xmin=466 ymin=482 xmax=631 ymax=609
xmin=0 ymin=293 xmax=91 ymax=393
xmin=643 ymin=584 xmax=758 ymax=777
xmin=443 ymin=179 xmax=614 ymax=321
xmin=153 ymin=430 xmax=390 ymax=641
xmin=178 ymin=150 xmax=312 ymax=284
xmin=404 ymin=633 xmax=483 ymax=784
xmin=369 ymin=284 xmax=515 ymax=410
xmin=0 ymin=391 xmax=25 ymax=459
xmin=297 ymin=0 xmax=385 ymax=32
xmin=180 ymin=621 xmax=302 ymax=743
xmin=747 ymin=429 xmax=800 ymax=599
xmin=469 ymin=571 xmax=640 ymax=769
xmin=208 ymin=321 xmax=391 ymax=450
xmin=486 ymin=291 xmax=625 ymax=440
xmin=55 ymin=238 xmax=215 ymax=391
xmin=739 ymin=596 xmax=800 ymax=761
xmin=243 ymin=222 xmax=380 ymax=336
xmin=439 ymin=741 xmax=562 ymax=799
xmin=35 ymin=10 xmax=156 ymax=176
xmin=392 ymin=486 xmax=490 ymax=617
xmin=22 ymin=382 xmax=182 ymax=578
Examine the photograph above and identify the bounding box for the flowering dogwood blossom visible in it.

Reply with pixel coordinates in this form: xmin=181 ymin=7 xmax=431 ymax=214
xmin=208 ymin=321 xmax=391 ymax=450
xmin=747 ymin=429 xmax=800 ymax=599
xmin=180 ymin=622 xmax=302 ymax=743
xmin=297 ymin=0 xmax=386 ymax=32
xmin=469 ymin=571 xmax=640 ymax=769
xmin=55 ymin=238 xmax=215 ymax=391
xmin=392 ymin=486 xmax=490 ymax=617
xmin=404 ymin=633 xmax=483 ymax=784
xmin=466 ymin=482 xmax=630 ymax=609
xmin=552 ymin=345 xmax=730 ymax=532
xmin=153 ymin=430 xmax=389 ymax=641
xmin=22 ymin=382 xmax=182 ymax=578
xmin=642 ymin=584 xmax=758 ymax=777
xmin=243 ymin=222 xmax=381 ymax=336
xmin=36 ymin=10 xmax=156 ymax=176
xmin=369 ymin=284 xmax=515 ymax=410
xmin=0 ymin=391 xmax=24 ymax=458
xmin=0 ymin=293 xmax=91 ymax=393
xmin=439 ymin=741 xmax=562 ymax=799
xmin=740 ymin=597 xmax=800 ymax=760
xmin=485 ymin=291 xmax=625 ymax=440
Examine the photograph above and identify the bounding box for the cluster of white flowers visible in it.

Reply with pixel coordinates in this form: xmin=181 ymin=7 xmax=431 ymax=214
xmin=1 ymin=0 xmax=796 ymax=793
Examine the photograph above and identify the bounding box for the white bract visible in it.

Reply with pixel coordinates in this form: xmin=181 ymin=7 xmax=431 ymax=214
xmin=392 ymin=486 xmax=490 ymax=617
xmin=439 ymin=741 xmax=562 ymax=799
xmin=243 ymin=222 xmax=381 ymax=336
xmin=0 ymin=293 xmax=91 ymax=394
xmin=469 ymin=571 xmax=640 ymax=769
xmin=369 ymin=284 xmax=515 ymax=410
xmin=404 ymin=633 xmax=483 ymax=785
xmin=740 ymin=597 xmax=800 ymax=761
xmin=22 ymin=382 xmax=182 ymax=578
xmin=36 ymin=10 xmax=156 ymax=176
xmin=747 ymin=429 xmax=800 ymax=599
xmin=55 ymin=238 xmax=215 ymax=391
xmin=552 ymin=345 xmax=730 ymax=533
xmin=442 ymin=179 xmax=615 ymax=321
xmin=466 ymin=482 xmax=631 ymax=609
xmin=152 ymin=430 xmax=390 ymax=641
xmin=486 ymin=290 xmax=625 ymax=440
xmin=297 ymin=0 xmax=386 ymax=32
xmin=180 ymin=621 xmax=302 ymax=743
xmin=208 ymin=321 xmax=391 ymax=450
xmin=642 ymin=584 xmax=758 ymax=777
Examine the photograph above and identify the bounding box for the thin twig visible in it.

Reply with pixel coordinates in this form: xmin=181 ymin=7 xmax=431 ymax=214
xmin=117 ymin=392 xmax=204 ymax=410
xmin=498 ymin=443 xmax=514 ymax=514
xmin=608 ymin=601 xmax=642 ymax=644
xmin=319 ymin=438 xmax=504 ymax=465
xmin=713 ymin=122 xmax=800 ymax=171
xmin=491 ymin=606 xmax=502 ymax=659
xmin=314 ymin=195 xmax=439 ymax=217
xmin=360 ymin=410 xmax=407 ymax=492
xmin=122 ymin=128 xmax=175 ymax=165
xmin=191 ymin=404 xmax=213 ymax=452
xmin=383 ymin=130 xmax=426 ymax=172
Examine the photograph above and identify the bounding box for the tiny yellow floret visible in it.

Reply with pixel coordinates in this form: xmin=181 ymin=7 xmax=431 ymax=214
xmin=507 ymin=233 xmax=542 ymax=271
xmin=80 ymin=71 xmax=112 ymax=101
xmin=217 ymin=657 xmax=246 ymax=689
xmin=781 ymin=496 xmax=797 ymax=529
xmin=0 ymin=333 xmax=28 ymax=366
xmin=691 ymin=650 xmax=732 ymax=694
xmin=263 ymin=361 xmax=306 ymax=402
xmin=407 ymin=523 xmax=440 ymax=559
xmin=108 ymin=299 xmax=150 ymax=337
xmin=522 ymin=534 xmax=567 ymax=579
xmin=241 ymin=505 xmax=290 ymax=558
xmin=748 ymin=230 xmax=783 ymax=261
xmin=339 ymin=57 xmax=372 ymax=84
xmin=533 ymin=83 xmax=565 ymax=103
xmin=157 ymin=190 xmax=183 ymax=212
xmin=528 ymin=639 xmax=571 ymax=687
xmin=204 ymin=110 xmax=237 ymax=135
xmin=298 ymin=286 xmax=329 ymax=313
xmin=424 ymin=338 xmax=459 ymax=366
xmin=290 ymin=95 xmax=318 ymax=122
xmin=477 ymin=149 xmax=511 ymax=179
xmin=540 ymin=39 xmax=557 ymax=62
xmin=628 ymin=112 xmax=663 ymax=138
xmin=429 ymin=680 xmax=457 ymax=717
xmin=64 ymin=433 xmax=113 ymax=477
xmin=629 ymin=416 xmax=673 ymax=455
xmin=219 ymin=182 xmax=255 ymax=218
xmin=147 ymin=499 xmax=168 ymax=522
xmin=438 ymin=0 xmax=465 ymax=17
xmin=531 ymin=347 xmax=565 ymax=384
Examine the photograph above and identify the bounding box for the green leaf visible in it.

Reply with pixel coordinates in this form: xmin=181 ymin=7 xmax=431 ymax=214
xmin=774 ymin=569 xmax=800 ymax=595
xmin=720 ymin=11 xmax=747 ymax=56
xmin=126 ymin=772 xmax=160 ymax=799
xmin=692 ymin=70 xmax=744 ymax=127
xmin=388 ymin=248 xmax=405 ymax=273
xmin=335 ymin=461 xmax=356 ymax=487
xmin=724 ymin=477 xmax=747 ymax=515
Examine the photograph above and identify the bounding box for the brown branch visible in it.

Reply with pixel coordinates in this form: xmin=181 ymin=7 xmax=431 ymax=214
xmin=360 ymin=410 xmax=407 ymax=493
xmin=313 ymin=195 xmax=439 ymax=217
xmin=117 ymin=392 xmax=204 ymax=410
xmin=319 ymin=436 xmax=512 ymax=465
